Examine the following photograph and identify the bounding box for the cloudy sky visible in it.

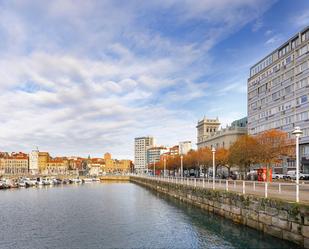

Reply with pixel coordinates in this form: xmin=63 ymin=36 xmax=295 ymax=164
xmin=0 ymin=0 xmax=308 ymax=159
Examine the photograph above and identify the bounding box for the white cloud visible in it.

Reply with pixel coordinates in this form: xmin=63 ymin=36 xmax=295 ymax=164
xmin=0 ymin=0 xmax=276 ymax=158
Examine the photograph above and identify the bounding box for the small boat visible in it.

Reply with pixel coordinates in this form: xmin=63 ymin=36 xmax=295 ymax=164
xmin=42 ymin=178 xmax=52 ymax=185
xmin=82 ymin=178 xmax=93 ymax=183
xmin=71 ymin=178 xmax=82 ymax=184
xmin=18 ymin=181 xmax=26 ymax=188
xmin=92 ymin=178 xmax=100 ymax=182
xmin=62 ymin=179 xmax=70 ymax=184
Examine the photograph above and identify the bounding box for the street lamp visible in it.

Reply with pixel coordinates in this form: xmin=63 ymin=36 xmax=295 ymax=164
xmin=292 ymin=126 xmax=303 ymax=203
xmin=212 ymin=147 xmax=216 ymax=190
xmin=164 ymin=156 xmax=167 ymax=177
xmin=180 ymin=155 xmax=183 ymax=178
xmin=153 ymin=160 xmax=156 ymax=177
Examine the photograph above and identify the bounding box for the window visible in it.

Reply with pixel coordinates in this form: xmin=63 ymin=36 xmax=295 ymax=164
xmin=296 ymin=78 xmax=309 ymax=89
xmin=272 ymin=91 xmax=280 ymax=100
xmin=291 ymin=38 xmax=299 ymax=49
xmin=299 ymin=45 xmax=308 ymax=56
xmin=286 ymin=55 xmax=292 ymax=64
xmin=285 ymin=85 xmax=293 ymax=94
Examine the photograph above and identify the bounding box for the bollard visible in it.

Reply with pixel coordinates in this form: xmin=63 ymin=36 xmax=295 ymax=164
xmin=187 ymin=178 xmax=189 ymax=186
xmin=265 ymin=182 xmax=268 ymax=198
xmin=203 ymin=178 xmax=205 ymax=188
xmin=279 ymin=183 xmax=281 ymax=194
xmin=219 ymin=179 xmax=221 ymax=187
xmin=242 ymin=181 xmax=245 ymax=194
xmin=234 ymin=181 xmax=236 ymax=189
xmin=253 ymin=181 xmax=256 ymax=191
xmin=226 ymin=180 xmax=228 ymax=191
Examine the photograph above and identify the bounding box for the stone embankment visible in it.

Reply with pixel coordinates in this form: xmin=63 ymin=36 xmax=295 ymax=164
xmin=100 ymin=175 xmax=130 ymax=181
xmin=130 ymin=176 xmax=309 ymax=248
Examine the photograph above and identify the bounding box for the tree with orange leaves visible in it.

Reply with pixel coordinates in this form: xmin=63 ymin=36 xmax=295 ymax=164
xmin=216 ymin=148 xmax=230 ymax=177
xmin=255 ymin=129 xmax=294 ymax=181
xmin=229 ymin=134 xmax=259 ymax=179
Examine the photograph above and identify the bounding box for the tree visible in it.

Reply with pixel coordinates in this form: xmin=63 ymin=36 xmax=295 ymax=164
xmin=229 ymin=135 xmax=258 ymax=179
xmin=216 ymin=148 xmax=230 ymax=177
xmin=197 ymin=147 xmax=212 ymax=177
xmin=255 ymin=129 xmax=293 ymax=181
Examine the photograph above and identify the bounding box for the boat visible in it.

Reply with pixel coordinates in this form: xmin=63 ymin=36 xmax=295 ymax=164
xmin=82 ymin=178 xmax=93 ymax=183
xmin=92 ymin=178 xmax=100 ymax=182
xmin=17 ymin=180 xmax=26 ymax=188
xmin=42 ymin=178 xmax=52 ymax=185
xmin=71 ymin=178 xmax=82 ymax=184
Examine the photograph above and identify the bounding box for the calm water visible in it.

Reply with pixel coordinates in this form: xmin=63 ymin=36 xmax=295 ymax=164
xmin=0 ymin=182 xmax=300 ymax=249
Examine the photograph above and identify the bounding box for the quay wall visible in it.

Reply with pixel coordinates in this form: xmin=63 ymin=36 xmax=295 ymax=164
xmin=130 ymin=176 xmax=309 ymax=248
xmin=100 ymin=176 xmax=130 ymax=181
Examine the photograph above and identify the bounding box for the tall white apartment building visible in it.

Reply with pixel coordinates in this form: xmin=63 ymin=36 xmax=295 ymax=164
xmin=248 ymin=26 xmax=309 ymax=173
xmin=179 ymin=141 xmax=192 ymax=155
xmin=134 ymin=136 xmax=154 ymax=174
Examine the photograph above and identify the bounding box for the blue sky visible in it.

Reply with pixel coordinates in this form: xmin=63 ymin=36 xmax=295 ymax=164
xmin=0 ymin=0 xmax=308 ymax=159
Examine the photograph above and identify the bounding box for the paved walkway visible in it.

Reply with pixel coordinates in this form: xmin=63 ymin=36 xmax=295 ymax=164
xmin=143 ymin=176 xmax=309 ymax=204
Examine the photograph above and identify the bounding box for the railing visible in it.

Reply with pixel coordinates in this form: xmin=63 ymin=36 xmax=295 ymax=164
xmin=134 ymin=175 xmax=309 ymax=203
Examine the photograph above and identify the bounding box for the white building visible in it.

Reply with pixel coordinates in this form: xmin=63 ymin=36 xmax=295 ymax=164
xmin=248 ymin=26 xmax=309 ymax=173
xmin=29 ymin=149 xmax=39 ymax=175
xmin=134 ymin=136 xmax=154 ymax=174
xmin=179 ymin=141 xmax=192 ymax=155
xmin=147 ymin=147 xmax=168 ymax=165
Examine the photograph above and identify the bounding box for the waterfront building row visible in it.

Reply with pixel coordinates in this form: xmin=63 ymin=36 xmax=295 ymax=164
xmin=134 ymin=137 xmax=192 ymax=173
xmin=0 ymin=150 xmax=132 ymax=176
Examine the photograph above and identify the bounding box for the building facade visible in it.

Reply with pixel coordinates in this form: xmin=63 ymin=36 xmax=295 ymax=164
xmin=248 ymin=26 xmax=309 ymax=173
xmin=197 ymin=117 xmax=247 ymax=149
xmin=29 ymin=149 xmax=39 ymax=175
xmin=196 ymin=117 xmax=221 ymax=149
xmin=179 ymin=141 xmax=192 ymax=155
xmin=0 ymin=152 xmax=29 ymax=175
xmin=134 ymin=136 xmax=154 ymax=173
xmin=147 ymin=147 xmax=168 ymax=166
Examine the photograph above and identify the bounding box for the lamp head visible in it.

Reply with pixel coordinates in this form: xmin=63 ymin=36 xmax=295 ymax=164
xmin=292 ymin=127 xmax=303 ymax=137
xmin=211 ymin=147 xmax=216 ymax=153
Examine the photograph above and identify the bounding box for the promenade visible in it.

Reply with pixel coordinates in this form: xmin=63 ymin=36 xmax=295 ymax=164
xmin=139 ymin=175 xmax=309 ymax=204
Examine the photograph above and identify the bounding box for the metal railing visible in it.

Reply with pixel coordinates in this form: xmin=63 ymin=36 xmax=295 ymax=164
xmin=135 ymin=175 xmax=309 ymax=203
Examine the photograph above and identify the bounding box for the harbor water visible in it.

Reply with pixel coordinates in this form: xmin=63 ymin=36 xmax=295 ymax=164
xmin=0 ymin=182 xmax=300 ymax=249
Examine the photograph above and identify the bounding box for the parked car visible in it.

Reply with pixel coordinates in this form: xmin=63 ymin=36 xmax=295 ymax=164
xmin=285 ymin=170 xmax=309 ymax=180
xmin=272 ymin=173 xmax=285 ymax=180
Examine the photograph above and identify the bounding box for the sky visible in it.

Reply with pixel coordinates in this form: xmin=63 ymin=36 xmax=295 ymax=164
xmin=0 ymin=0 xmax=308 ymax=159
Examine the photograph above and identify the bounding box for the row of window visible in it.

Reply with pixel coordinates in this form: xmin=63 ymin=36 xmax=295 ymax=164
xmin=252 ymin=111 xmax=309 ymax=132
xmin=249 ymin=65 xmax=309 ymax=102
xmin=249 ymin=94 xmax=308 ymax=122
xmin=249 ymin=41 xmax=309 ymax=82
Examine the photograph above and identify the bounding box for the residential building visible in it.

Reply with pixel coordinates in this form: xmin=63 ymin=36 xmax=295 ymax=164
xmin=197 ymin=117 xmax=247 ymax=149
xmin=38 ymin=152 xmax=49 ymax=173
xmin=147 ymin=147 xmax=168 ymax=167
xmin=248 ymin=26 xmax=309 ymax=173
xmin=169 ymin=145 xmax=179 ymax=156
xmin=46 ymin=157 xmax=68 ymax=175
xmin=88 ymin=158 xmax=105 ymax=176
xmin=179 ymin=141 xmax=192 ymax=155
xmin=104 ymin=153 xmax=132 ymax=173
xmin=134 ymin=136 xmax=154 ymax=173
xmin=0 ymin=152 xmax=29 ymax=175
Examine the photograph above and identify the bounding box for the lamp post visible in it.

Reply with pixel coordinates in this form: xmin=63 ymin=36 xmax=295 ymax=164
xmin=164 ymin=156 xmax=166 ymax=177
xmin=153 ymin=160 xmax=156 ymax=177
xmin=212 ymin=147 xmax=216 ymax=190
xmin=292 ymin=126 xmax=303 ymax=203
xmin=180 ymin=155 xmax=183 ymax=178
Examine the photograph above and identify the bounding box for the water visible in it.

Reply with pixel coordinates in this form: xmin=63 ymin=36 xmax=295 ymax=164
xmin=0 ymin=182 xmax=300 ymax=249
